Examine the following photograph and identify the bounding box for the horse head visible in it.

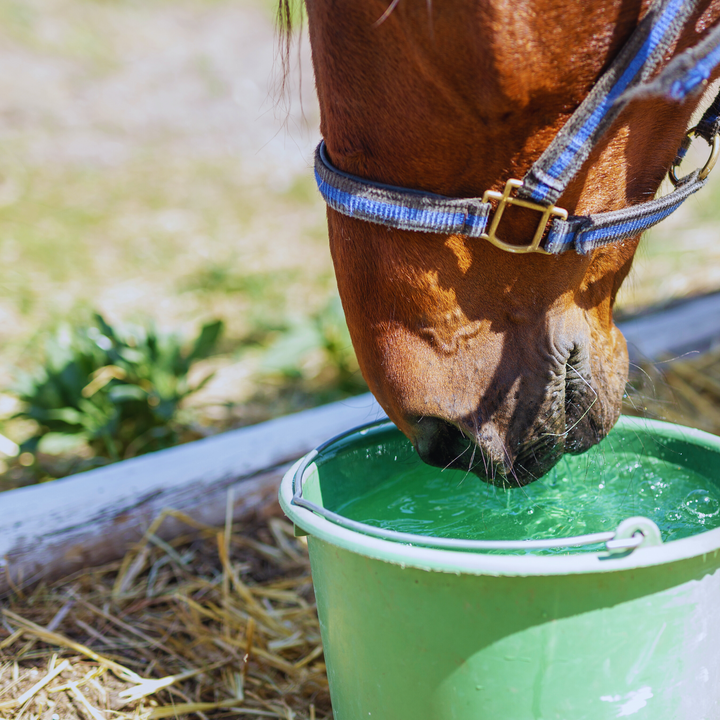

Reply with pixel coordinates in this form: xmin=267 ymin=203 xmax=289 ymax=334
xmin=296 ymin=0 xmax=720 ymax=485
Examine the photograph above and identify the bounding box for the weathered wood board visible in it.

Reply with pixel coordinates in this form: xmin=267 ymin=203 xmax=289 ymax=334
xmin=0 ymin=394 xmax=386 ymax=596
xmin=621 ymin=291 xmax=720 ymax=362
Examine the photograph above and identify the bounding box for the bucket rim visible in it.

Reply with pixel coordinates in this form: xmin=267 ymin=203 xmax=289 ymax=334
xmin=279 ymin=416 xmax=720 ymax=577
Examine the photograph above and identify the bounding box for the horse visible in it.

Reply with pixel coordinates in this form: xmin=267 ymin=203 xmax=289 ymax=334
xmin=281 ymin=0 xmax=720 ymax=486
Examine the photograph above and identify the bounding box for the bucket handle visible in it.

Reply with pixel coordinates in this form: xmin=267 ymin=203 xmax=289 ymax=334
xmin=291 ymin=425 xmax=664 ymax=554
xmin=605 ymin=517 xmax=663 ymax=553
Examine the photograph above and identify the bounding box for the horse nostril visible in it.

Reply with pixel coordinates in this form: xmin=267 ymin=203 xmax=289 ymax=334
xmin=412 ymin=417 xmax=474 ymax=470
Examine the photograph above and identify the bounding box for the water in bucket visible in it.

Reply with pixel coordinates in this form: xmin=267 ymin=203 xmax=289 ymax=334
xmin=334 ymin=444 xmax=720 ymax=552
xmin=317 ymin=423 xmax=720 ymax=553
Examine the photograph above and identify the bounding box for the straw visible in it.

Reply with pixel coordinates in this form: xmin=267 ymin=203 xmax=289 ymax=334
xmin=626 ymin=345 xmax=720 ymax=435
xmin=0 ymin=510 xmax=330 ymax=719
xmin=0 ymin=659 xmax=69 ymax=711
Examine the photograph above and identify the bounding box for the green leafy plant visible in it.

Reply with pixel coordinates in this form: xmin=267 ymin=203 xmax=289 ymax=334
xmin=261 ymin=296 xmax=366 ymax=396
xmin=11 ymin=313 xmax=223 ymax=468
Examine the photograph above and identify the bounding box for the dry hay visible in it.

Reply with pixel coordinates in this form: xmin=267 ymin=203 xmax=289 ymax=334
xmin=0 ymin=504 xmax=330 ymax=720
xmin=626 ymin=345 xmax=720 ymax=435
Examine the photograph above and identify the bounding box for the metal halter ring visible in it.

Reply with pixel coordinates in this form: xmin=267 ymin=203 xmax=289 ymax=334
xmin=669 ymin=127 xmax=720 ymax=187
xmin=481 ymin=179 xmax=568 ymax=254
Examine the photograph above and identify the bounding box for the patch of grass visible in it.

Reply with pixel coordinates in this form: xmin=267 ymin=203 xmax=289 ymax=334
xmin=0 ymin=0 xmax=124 ymax=70
xmin=0 ymin=143 xmax=331 ymax=355
xmin=2 ymin=313 xmax=223 ymax=485
xmin=261 ymin=297 xmax=359 ymax=385
xmin=0 ymin=0 xmax=361 ymax=491
xmin=179 ymin=265 xmax=299 ymax=300
xmin=279 ymin=174 xmax=318 ymax=205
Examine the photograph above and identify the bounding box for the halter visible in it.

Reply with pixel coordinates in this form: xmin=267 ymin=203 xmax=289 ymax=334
xmin=314 ymin=0 xmax=720 ymax=255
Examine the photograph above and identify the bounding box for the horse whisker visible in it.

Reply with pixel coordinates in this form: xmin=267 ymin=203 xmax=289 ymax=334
xmin=542 ymin=363 xmax=598 ymax=438
xmin=373 ymin=0 xmax=402 ymax=27
xmin=442 ymin=439 xmax=471 ymax=472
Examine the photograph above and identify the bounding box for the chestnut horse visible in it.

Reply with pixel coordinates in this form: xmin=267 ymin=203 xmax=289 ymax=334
xmin=283 ymin=0 xmax=720 ymax=485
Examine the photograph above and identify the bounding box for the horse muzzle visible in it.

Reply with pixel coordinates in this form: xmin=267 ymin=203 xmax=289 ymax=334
xmin=381 ymin=331 xmax=627 ymax=487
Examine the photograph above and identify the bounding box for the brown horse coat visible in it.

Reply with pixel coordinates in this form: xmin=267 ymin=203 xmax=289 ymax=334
xmin=292 ymin=0 xmax=720 ymax=484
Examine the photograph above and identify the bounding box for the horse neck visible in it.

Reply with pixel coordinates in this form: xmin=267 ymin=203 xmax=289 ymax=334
xmin=305 ymin=0 xmax=704 ymax=214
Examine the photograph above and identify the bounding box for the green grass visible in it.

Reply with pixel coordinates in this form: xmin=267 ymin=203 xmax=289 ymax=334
xmin=0 ymin=145 xmax=331 ymax=340
xmin=0 ymin=0 xmax=363 ymax=486
xmin=0 ymin=137 xmax=361 ymax=484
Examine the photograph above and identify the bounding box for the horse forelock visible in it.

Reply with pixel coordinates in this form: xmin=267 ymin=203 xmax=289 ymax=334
xmin=276 ymin=0 xmax=304 ymax=100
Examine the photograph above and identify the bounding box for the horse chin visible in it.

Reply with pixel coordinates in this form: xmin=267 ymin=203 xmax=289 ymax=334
xmin=414 ymin=422 xmax=565 ymax=488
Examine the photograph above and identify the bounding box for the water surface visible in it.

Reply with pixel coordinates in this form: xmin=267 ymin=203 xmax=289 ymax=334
xmin=334 ymin=450 xmax=720 ymax=554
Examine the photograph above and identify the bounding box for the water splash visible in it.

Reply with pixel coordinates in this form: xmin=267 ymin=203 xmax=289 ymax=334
xmin=335 ymin=450 xmax=720 ymax=554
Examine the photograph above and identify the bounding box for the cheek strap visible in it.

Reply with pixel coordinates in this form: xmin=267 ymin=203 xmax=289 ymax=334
xmin=314 ymin=0 xmax=720 ymax=255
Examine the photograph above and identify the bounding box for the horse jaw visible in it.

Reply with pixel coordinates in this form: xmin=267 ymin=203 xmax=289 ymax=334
xmin=329 ymin=212 xmax=634 ymax=485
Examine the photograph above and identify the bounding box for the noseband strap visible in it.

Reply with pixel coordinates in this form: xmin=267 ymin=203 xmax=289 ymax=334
xmin=314 ymin=0 xmax=720 ymax=255
xmin=315 ymin=142 xmax=492 ymax=239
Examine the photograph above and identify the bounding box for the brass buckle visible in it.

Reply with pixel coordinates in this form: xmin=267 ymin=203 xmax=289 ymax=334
xmin=481 ymin=179 xmax=568 ymax=254
xmin=669 ymin=127 xmax=720 ymax=187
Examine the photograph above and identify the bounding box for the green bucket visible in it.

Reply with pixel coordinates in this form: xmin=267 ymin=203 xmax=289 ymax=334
xmin=279 ymin=416 xmax=720 ymax=719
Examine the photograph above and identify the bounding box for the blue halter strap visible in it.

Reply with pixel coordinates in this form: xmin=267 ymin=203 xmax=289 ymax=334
xmin=313 ymin=0 xmax=720 ymax=255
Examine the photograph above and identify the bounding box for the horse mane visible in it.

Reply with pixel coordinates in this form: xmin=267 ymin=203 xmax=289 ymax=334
xmin=277 ymin=0 xmax=301 ymax=91
xmin=277 ymin=0 xmax=295 ymax=36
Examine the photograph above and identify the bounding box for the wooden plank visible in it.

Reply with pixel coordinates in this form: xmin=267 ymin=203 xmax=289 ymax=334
xmin=619 ymin=292 xmax=720 ymax=362
xmin=0 ymin=394 xmax=386 ymax=596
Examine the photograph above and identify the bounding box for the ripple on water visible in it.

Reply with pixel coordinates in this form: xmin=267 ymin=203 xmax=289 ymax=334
xmin=335 ymin=451 xmax=720 ymax=554
xmin=683 ymin=489 xmax=720 ymax=519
